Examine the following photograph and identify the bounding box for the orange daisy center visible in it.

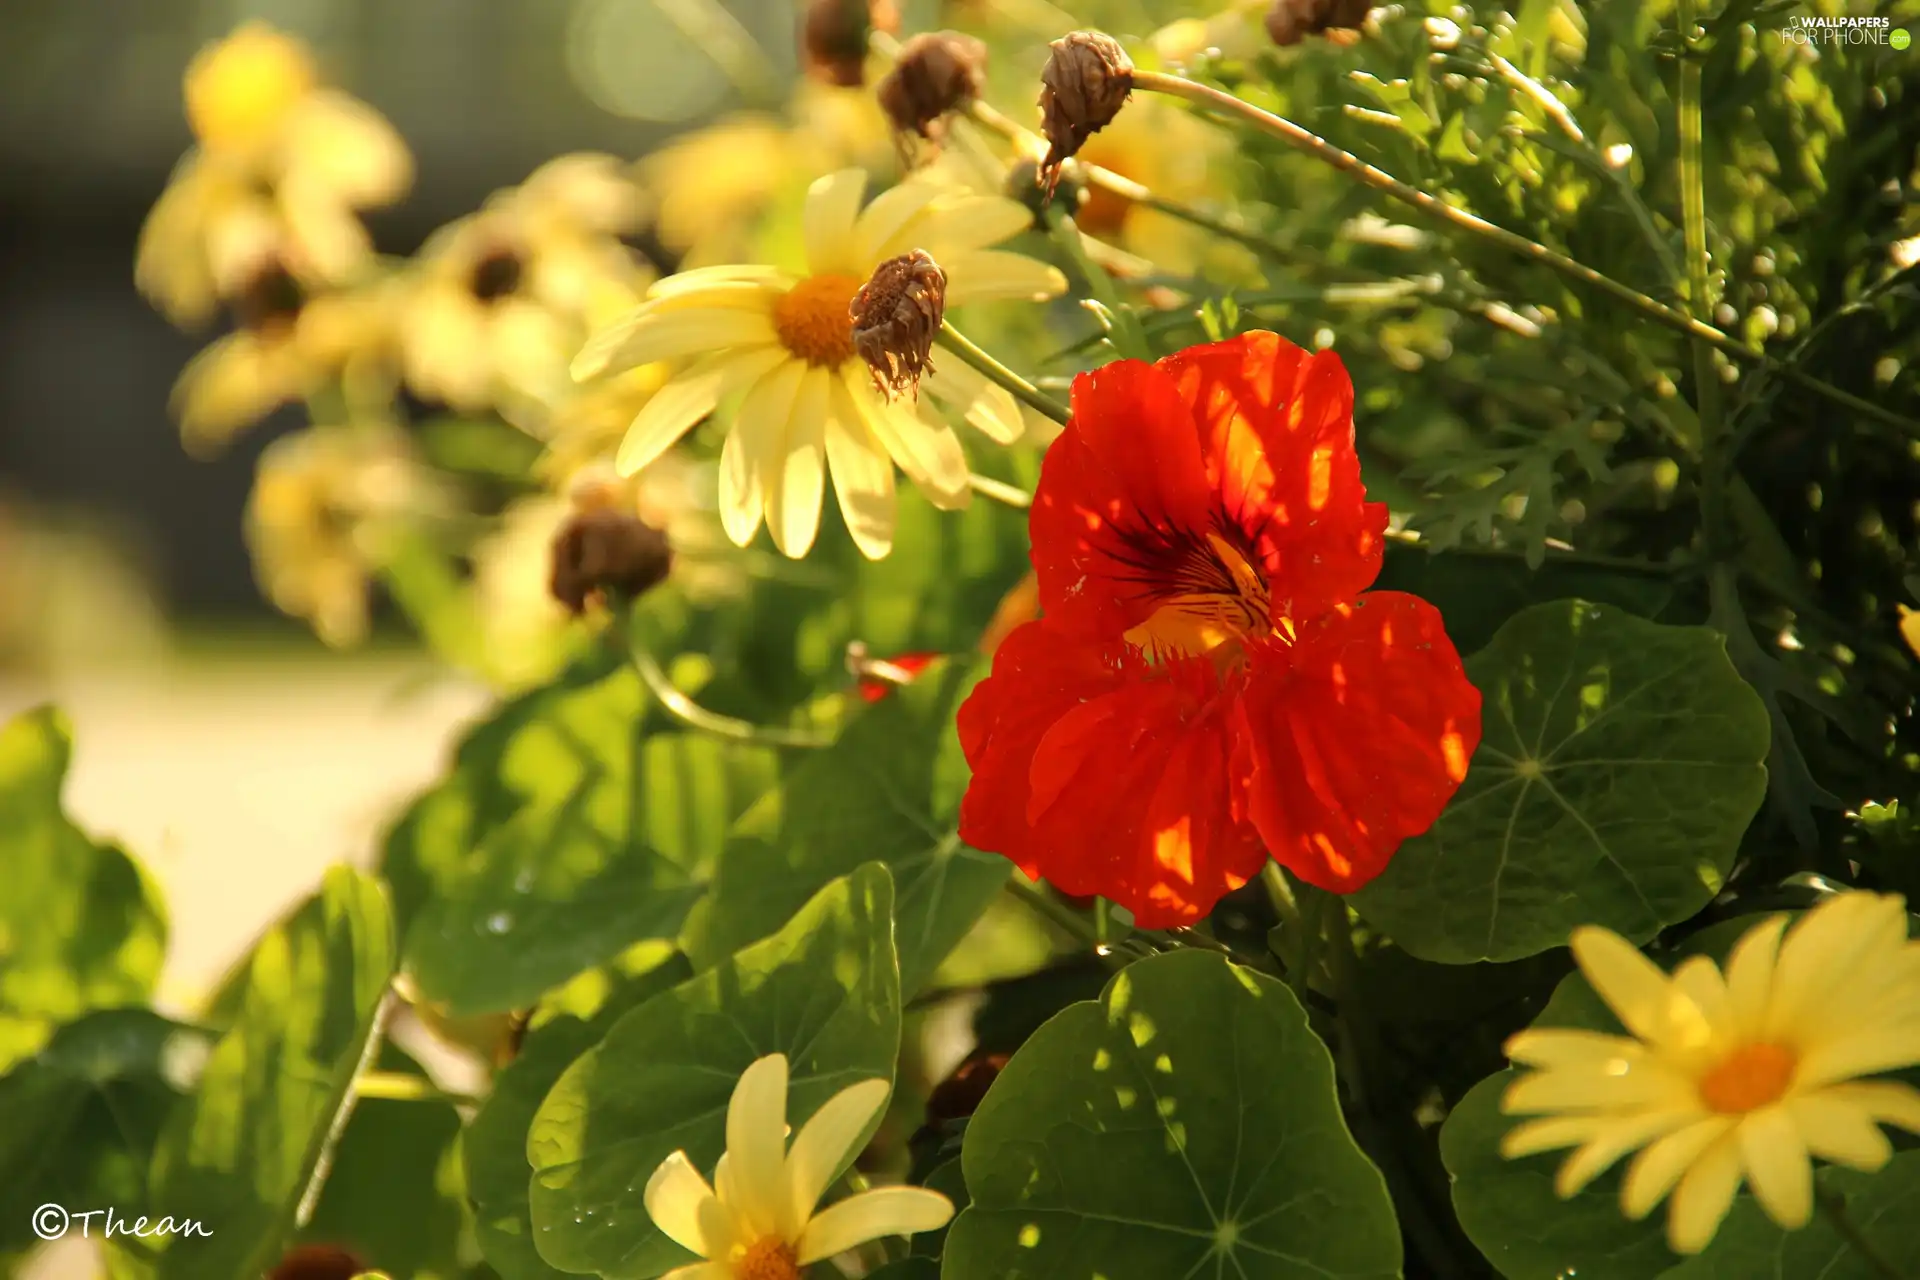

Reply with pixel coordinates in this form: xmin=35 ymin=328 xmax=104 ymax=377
xmin=773 ymin=273 xmax=862 ymax=367
xmin=1698 ymin=1041 xmax=1797 ymax=1114
xmin=733 ymin=1236 xmax=801 ymax=1280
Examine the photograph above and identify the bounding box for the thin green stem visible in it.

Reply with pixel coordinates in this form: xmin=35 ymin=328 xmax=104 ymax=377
xmin=1128 ymin=68 xmax=1920 ymax=438
xmin=1818 ymin=1189 xmax=1907 ymax=1280
xmin=618 ymin=612 xmax=834 ymax=749
xmin=1675 ymin=4 xmax=1726 ymax=551
xmin=1004 ymin=879 xmax=1145 ymax=965
xmin=935 ymin=322 xmax=1070 ymax=425
xmin=1382 ymin=529 xmax=1685 ymax=580
xmin=356 ymin=1071 xmax=480 ymax=1107
xmin=1044 ymin=204 xmax=1153 ymax=362
xmin=968 ymin=471 xmax=1034 ymax=509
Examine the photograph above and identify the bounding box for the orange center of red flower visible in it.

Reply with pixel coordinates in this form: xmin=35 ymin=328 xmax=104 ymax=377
xmin=774 ymin=273 xmax=862 ymax=367
xmin=1122 ymin=531 xmax=1276 ymax=660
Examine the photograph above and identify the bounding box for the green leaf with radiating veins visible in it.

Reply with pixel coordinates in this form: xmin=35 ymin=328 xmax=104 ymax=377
xmin=943 ymin=949 xmax=1401 ymax=1280
xmin=1355 ymin=600 xmax=1769 ymax=964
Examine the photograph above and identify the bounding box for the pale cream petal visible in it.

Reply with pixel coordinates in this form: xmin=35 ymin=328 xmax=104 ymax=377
xmin=941 ymin=250 xmax=1069 ymax=305
xmin=573 ymin=306 xmax=776 ymax=381
xmin=795 ymin=1187 xmax=955 ymax=1264
xmin=1723 ymin=913 xmax=1788 ymax=1041
xmin=1501 ymin=1114 xmax=1606 ymax=1158
xmin=283 ymin=90 xmax=413 ymax=205
xmin=788 ymin=1078 xmax=892 ymax=1225
xmin=660 ymin=1264 xmax=732 ymax=1280
xmin=1670 ymin=956 xmax=1734 ymax=1043
xmin=923 ymin=361 xmax=1023 ymax=445
xmin=1502 ymin=1028 xmax=1643 ymax=1071
xmin=1502 ymin=1064 xmax=1693 ymax=1114
xmin=1551 ymin=1108 xmax=1700 ymax=1198
xmin=842 ymin=367 xmax=970 ymax=510
xmin=1785 ymin=1092 xmax=1893 ymax=1170
xmin=765 ymin=367 xmax=829 ymax=558
xmin=911 ymin=195 xmax=1040 ymax=259
xmin=616 ymin=347 xmax=789 ymax=477
xmin=1767 ymin=893 xmax=1910 ymax=1040
xmin=1572 ymin=926 xmax=1703 ymax=1049
xmin=725 ymin=1055 xmax=793 ymax=1239
xmin=1792 ymin=1025 xmax=1920 ymax=1090
xmin=805 ymin=169 xmax=869 ymax=278
xmin=852 ymin=181 xmax=945 ymax=268
xmin=1619 ymin=1117 xmax=1735 ymax=1220
xmin=644 ymin=1152 xmax=720 ymax=1258
xmin=722 ymin=360 xmax=807 ymax=547
xmin=1814 ymin=1080 xmax=1920 ymax=1134
xmin=648 ymin=264 xmax=795 ymax=300
xmin=696 ymin=1191 xmax=738 ymax=1260
xmin=824 ymin=379 xmax=899 ymax=560
xmin=1664 ymin=1128 xmax=1745 ymax=1255
xmin=1736 ymin=1105 xmax=1812 ymax=1230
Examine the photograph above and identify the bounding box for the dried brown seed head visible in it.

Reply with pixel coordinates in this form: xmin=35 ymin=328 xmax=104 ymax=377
xmin=1265 ymin=0 xmax=1374 ymax=47
xmin=549 ymin=507 xmax=673 ymax=614
xmin=270 ymin=1245 xmax=367 ymax=1280
xmin=849 ymin=248 xmax=946 ymax=399
xmin=802 ymin=0 xmax=899 ymax=87
xmin=1037 ymin=31 xmax=1133 ymax=195
xmin=876 ymin=31 xmax=988 ymax=163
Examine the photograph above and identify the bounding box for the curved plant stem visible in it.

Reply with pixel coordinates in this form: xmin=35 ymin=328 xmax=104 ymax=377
xmin=936 ymin=322 xmax=1071 ymax=425
xmin=1004 ymin=879 xmax=1148 ymax=966
xmin=618 ymin=612 xmax=834 ymax=749
xmin=1674 ymin=1 xmax=1726 ymax=549
xmin=968 ymin=471 xmax=1034 ymax=509
xmin=1818 ymin=1189 xmax=1907 ymax=1280
xmin=1127 ymin=69 xmax=1920 ymax=438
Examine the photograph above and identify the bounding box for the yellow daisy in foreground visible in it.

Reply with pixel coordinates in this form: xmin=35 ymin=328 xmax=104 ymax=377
xmin=1501 ymin=891 xmax=1920 ymax=1255
xmin=644 ymin=1054 xmax=952 ymax=1279
xmin=575 ymin=169 xmax=1064 ymax=559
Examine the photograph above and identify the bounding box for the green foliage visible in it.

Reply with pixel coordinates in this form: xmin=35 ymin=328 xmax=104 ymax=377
xmin=944 ymin=950 xmax=1401 ymax=1280
xmin=0 ymin=706 xmax=167 ymax=1071
xmin=1355 ymin=600 xmax=1770 ymax=963
xmin=145 ymin=866 xmax=395 ymax=1280
xmin=526 ymin=863 xmax=902 ymax=1278
xmin=682 ymin=658 xmax=1008 ymax=995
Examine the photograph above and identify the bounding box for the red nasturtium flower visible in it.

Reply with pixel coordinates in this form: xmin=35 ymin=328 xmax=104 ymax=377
xmin=956 ymin=331 xmax=1481 ymax=927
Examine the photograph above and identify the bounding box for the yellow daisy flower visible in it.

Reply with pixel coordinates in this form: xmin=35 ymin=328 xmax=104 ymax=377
xmin=137 ymin=22 xmax=411 ymax=328
xmin=246 ymin=422 xmax=444 ymax=646
xmin=573 ymin=168 xmax=1065 ymax=559
xmin=1501 ymin=891 xmax=1920 ymax=1255
xmin=403 ymin=154 xmax=652 ymax=424
xmin=643 ymin=1054 xmax=953 ymax=1279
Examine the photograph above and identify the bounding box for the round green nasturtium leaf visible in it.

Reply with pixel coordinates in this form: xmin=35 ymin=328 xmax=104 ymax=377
xmin=943 ymin=949 xmax=1401 ymax=1280
xmin=527 ymin=862 xmax=902 ymax=1279
xmin=466 ymin=948 xmax=695 ymax=1280
xmin=384 ymin=656 xmax=776 ymax=1017
xmin=682 ymin=660 xmax=1009 ymax=997
xmin=1354 ymin=600 xmax=1769 ymax=964
xmin=147 ymin=865 xmax=396 ymax=1280
xmin=0 ymin=705 xmax=168 ymax=1071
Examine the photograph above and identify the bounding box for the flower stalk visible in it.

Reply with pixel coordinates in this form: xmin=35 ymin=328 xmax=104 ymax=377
xmin=934 ymin=321 xmax=1070 ymax=425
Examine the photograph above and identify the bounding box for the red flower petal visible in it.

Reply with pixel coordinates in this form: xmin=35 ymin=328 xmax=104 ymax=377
xmin=1159 ymin=331 xmax=1388 ymax=621
xmin=855 ymin=650 xmax=942 ymax=701
xmin=957 ymin=621 xmax=1269 ymax=927
xmin=1028 ymin=357 xmax=1217 ymax=639
xmin=1233 ymin=591 xmax=1480 ymax=892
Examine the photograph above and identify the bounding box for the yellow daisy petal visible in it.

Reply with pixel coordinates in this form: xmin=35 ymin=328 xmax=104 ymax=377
xmin=659 ymin=1264 xmax=732 ymax=1280
xmin=573 ymin=306 xmax=776 ymax=381
xmin=1501 ymin=1028 xmax=1642 ymax=1071
xmin=940 ymin=250 xmax=1068 ymax=305
xmin=765 ymin=367 xmax=829 ymax=558
xmin=1619 ymin=1116 xmax=1735 ymax=1220
xmin=1722 ymin=913 xmax=1788 ymax=1040
xmin=910 ymin=195 xmax=1040 ymax=259
xmin=788 ymin=1078 xmax=892 ymax=1225
xmin=615 ymin=346 xmax=788 ymax=477
xmin=1500 ymin=1114 xmax=1606 ymax=1159
xmin=1736 ymin=1105 xmax=1812 ymax=1230
xmin=795 ymin=1187 xmax=955 ymax=1264
xmin=644 ymin=1152 xmax=720 ymax=1258
xmin=843 ymin=366 xmax=970 ymax=510
xmin=1573 ymin=925 xmax=1708 ymax=1051
xmin=924 ymin=360 xmax=1024 ymax=445
xmin=724 ymin=1055 xmax=792 ymax=1239
xmin=1813 ymin=1080 xmax=1920 ymax=1134
xmin=804 ymin=169 xmax=868 ymax=278
xmin=1552 ymin=1108 xmax=1701 ymax=1198
xmin=721 ymin=359 xmax=806 ymax=546
xmin=1665 ymin=1128 xmax=1745 ymax=1254
xmin=1793 ymin=1025 xmax=1920 ymax=1090
xmin=852 ymin=181 xmax=945 ymax=268
xmin=824 ymin=379 xmax=899 ymax=560
xmin=647 ymin=265 xmax=794 ymax=300
xmin=1785 ymin=1092 xmax=1893 ymax=1171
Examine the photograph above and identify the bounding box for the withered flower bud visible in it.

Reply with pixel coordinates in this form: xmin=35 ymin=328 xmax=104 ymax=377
xmin=802 ymin=0 xmax=899 ymax=88
xmin=1038 ymin=31 xmax=1134 ymax=195
xmin=876 ymin=31 xmax=988 ymax=162
xmin=1265 ymin=0 xmax=1374 ymax=47
xmin=549 ymin=506 xmax=673 ymax=614
xmin=270 ymin=1244 xmax=367 ymax=1280
xmin=926 ymin=1052 xmax=1012 ymax=1124
xmin=849 ymin=249 xmax=946 ymax=399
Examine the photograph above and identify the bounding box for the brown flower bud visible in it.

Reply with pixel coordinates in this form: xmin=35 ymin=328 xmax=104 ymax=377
xmin=1265 ymin=0 xmax=1374 ymax=47
xmin=926 ymin=1052 xmax=1011 ymax=1124
xmin=802 ymin=0 xmax=900 ymax=87
xmin=270 ymin=1244 xmax=367 ymax=1280
xmin=549 ymin=507 xmax=673 ymax=614
xmin=876 ymin=31 xmax=987 ymax=162
xmin=849 ymin=249 xmax=946 ymax=399
xmin=1038 ymin=31 xmax=1133 ymax=195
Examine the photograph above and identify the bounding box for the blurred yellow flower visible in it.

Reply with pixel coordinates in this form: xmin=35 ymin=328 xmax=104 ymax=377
xmin=246 ymin=421 xmax=444 ymax=646
xmin=573 ymin=168 xmax=1064 ymax=559
xmin=402 ymin=154 xmax=653 ymax=425
xmin=137 ymin=22 xmax=412 ymax=328
xmin=171 ymin=264 xmax=402 ymax=454
xmin=1501 ymin=892 xmax=1920 ymax=1255
xmin=643 ymin=1054 xmax=952 ymax=1279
